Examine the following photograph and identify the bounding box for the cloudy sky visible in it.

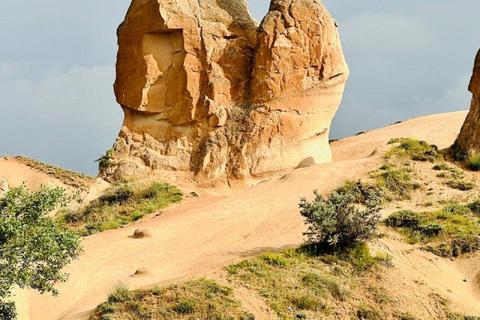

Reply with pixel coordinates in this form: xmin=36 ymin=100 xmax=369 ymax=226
xmin=0 ymin=0 xmax=479 ymax=175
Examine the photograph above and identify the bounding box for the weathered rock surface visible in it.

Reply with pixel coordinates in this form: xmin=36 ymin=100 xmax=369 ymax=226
xmin=457 ymin=50 xmax=480 ymax=151
xmin=103 ymin=0 xmax=349 ymax=186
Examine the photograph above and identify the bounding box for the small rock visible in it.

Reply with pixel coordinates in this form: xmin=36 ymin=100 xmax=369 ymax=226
xmin=463 ymin=278 xmax=468 ymax=283
xmin=133 ymin=268 xmax=150 ymax=276
xmin=132 ymin=229 xmax=152 ymax=239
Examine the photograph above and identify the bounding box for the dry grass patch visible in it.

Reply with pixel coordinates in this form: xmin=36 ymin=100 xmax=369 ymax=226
xmin=90 ymin=279 xmax=254 ymax=320
xmin=15 ymin=156 xmax=95 ymax=190
xmin=385 ymin=203 xmax=480 ymax=257
xmin=58 ymin=181 xmax=182 ymax=236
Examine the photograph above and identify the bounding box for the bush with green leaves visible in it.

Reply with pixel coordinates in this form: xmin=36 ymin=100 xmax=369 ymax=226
xmin=300 ymin=190 xmax=381 ymax=250
xmin=0 ymin=185 xmax=82 ymax=319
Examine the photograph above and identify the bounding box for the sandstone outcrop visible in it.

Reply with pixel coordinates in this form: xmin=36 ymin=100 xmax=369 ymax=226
xmin=457 ymin=50 xmax=480 ymax=152
xmin=103 ymin=0 xmax=349 ymax=186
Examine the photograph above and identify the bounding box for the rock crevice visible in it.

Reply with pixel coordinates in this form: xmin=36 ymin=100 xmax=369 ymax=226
xmin=103 ymin=0 xmax=349 ymax=186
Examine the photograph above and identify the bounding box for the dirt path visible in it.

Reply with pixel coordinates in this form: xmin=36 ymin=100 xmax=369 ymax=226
xmin=19 ymin=111 xmax=480 ymax=319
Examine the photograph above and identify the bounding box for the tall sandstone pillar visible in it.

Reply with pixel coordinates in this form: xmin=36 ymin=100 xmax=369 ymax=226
xmin=102 ymin=0 xmax=349 ymax=186
xmin=456 ymin=50 xmax=480 ymax=152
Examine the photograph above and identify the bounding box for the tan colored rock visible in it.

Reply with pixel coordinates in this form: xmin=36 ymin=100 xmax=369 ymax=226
xmin=103 ymin=0 xmax=349 ymax=186
xmin=456 ymin=50 xmax=480 ymax=152
xmin=132 ymin=229 xmax=153 ymax=239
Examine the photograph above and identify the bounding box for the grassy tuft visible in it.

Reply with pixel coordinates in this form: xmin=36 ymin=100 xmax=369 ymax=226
xmin=387 ymin=138 xmax=442 ymax=162
xmin=91 ymin=279 xmax=254 ymax=320
xmin=58 ymin=181 xmax=182 ymax=235
xmin=466 ymin=152 xmax=480 ymax=171
xmin=385 ymin=204 xmax=480 ymax=257
xmin=375 ymin=167 xmax=420 ymax=200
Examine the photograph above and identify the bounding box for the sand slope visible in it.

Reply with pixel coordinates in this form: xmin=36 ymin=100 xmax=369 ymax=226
xmin=20 ymin=111 xmax=480 ymax=319
xmin=0 ymin=157 xmax=68 ymax=190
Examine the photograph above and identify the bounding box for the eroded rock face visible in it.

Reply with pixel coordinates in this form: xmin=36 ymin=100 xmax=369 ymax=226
xmin=103 ymin=0 xmax=349 ymax=186
xmin=456 ymin=50 xmax=480 ymax=152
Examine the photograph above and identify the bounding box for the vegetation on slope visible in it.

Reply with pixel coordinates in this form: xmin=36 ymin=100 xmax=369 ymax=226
xmin=90 ymin=279 xmax=254 ymax=320
xmin=385 ymin=203 xmax=480 ymax=257
xmin=58 ymin=181 xmax=182 ymax=236
xmin=14 ymin=156 xmax=95 ymax=190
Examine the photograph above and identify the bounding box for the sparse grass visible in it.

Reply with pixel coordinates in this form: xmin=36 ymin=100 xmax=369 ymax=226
xmin=15 ymin=156 xmax=95 ymax=190
xmin=227 ymin=244 xmax=391 ymax=320
xmin=446 ymin=180 xmax=476 ymax=191
xmin=90 ymin=279 xmax=254 ymax=320
xmin=385 ymin=204 xmax=480 ymax=257
xmin=466 ymin=152 xmax=480 ymax=171
xmin=447 ymin=315 xmax=480 ymax=320
xmin=58 ymin=181 xmax=182 ymax=236
xmin=387 ymin=138 xmax=443 ymax=162
xmin=375 ymin=166 xmax=420 ymax=200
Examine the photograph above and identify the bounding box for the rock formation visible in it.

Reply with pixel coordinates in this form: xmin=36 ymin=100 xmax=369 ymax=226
xmin=457 ymin=49 xmax=480 ymax=152
xmin=103 ymin=0 xmax=349 ymax=186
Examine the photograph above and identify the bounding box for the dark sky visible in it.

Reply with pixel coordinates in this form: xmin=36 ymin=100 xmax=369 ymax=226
xmin=0 ymin=0 xmax=478 ymax=175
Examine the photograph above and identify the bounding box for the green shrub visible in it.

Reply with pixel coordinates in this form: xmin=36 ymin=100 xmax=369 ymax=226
xmin=385 ymin=210 xmax=423 ymax=229
xmin=467 ymin=153 xmax=480 ymax=171
xmin=300 ymin=191 xmax=381 ymax=250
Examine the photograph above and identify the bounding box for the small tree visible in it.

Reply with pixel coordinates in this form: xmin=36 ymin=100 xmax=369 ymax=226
xmin=299 ymin=190 xmax=381 ymax=250
xmin=0 ymin=184 xmax=82 ymax=319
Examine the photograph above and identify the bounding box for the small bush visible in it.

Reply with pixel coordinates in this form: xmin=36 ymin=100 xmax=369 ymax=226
xmin=467 ymin=200 xmax=480 ymax=215
xmin=446 ymin=180 xmax=475 ymax=191
xmin=433 ymin=163 xmax=450 ymax=171
xmin=385 ymin=210 xmax=423 ymax=229
xmin=466 ymin=152 xmax=480 ymax=171
xmin=300 ymin=191 xmax=381 ymax=250
xmin=96 ymin=148 xmax=115 ymax=171
xmin=108 ymin=286 xmax=132 ymax=304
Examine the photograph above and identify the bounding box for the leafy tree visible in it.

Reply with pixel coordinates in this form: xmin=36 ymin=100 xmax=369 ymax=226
xmin=0 ymin=184 xmax=82 ymax=319
xmin=300 ymin=190 xmax=381 ymax=250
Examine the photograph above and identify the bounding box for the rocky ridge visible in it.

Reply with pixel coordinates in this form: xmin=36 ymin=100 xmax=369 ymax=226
xmin=103 ymin=0 xmax=349 ymax=186
xmin=456 ymin=49 xmax=480 ymax=151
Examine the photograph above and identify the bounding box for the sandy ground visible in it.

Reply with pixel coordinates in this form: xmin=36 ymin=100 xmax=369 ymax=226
xmin=13 ymin=110 xmax=480 ymax=319
xmin=0 ymin=157 xmax=68 ymax=190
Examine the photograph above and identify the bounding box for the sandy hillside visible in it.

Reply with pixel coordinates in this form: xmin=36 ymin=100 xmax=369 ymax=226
xmin=0 ymin=157 xmax=68 ymax=190
xmin=18 ymin=111 xmax=480 ymax=319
